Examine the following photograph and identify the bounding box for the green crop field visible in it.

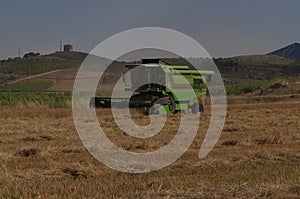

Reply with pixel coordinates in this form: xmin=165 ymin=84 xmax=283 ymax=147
xmin=0 ymin=81 xmax=53 ymax=92
xmin=0 ymin=92 xmax=71 ymax=108
xmin=225 ymin=80 xmax=273 ymax=95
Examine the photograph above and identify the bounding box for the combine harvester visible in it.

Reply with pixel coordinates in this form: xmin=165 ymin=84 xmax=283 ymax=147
xmin=90 ymin=59 xmax=214 ymax=114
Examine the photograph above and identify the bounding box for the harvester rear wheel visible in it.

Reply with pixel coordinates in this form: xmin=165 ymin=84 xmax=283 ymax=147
xmin=191 ymin=103 xmax=204 ymax=114
xmin=168 ymin=95 xmax=177 ymax=114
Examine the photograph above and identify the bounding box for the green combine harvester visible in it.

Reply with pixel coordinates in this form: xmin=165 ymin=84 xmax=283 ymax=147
xmin=90 ymin=59 xmax=214 ymax=114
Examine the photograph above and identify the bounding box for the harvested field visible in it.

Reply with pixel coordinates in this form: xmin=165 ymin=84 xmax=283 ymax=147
xmin=0 ymin=99 xmax=299 ymax=198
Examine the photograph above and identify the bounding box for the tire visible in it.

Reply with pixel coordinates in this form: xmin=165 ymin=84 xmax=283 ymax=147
xmin=151 ymin=96 xmax=159 ymax=104
xmin=191 ymin=103 xmax=204 ymax=114
xmin=89 ymin=97 xmax=95 ymax=108
xmin=191 ymin=103 xmax=198 ymax=114
xmin=199 ymin=103 xmax=204 ymax=113
xmin=148 ymin=104 xmax=160 ymax=115
xmin=150 ymin=95 xmax=177 ymax=114
xmin=168 ymin=95 xmax=177 ymax=114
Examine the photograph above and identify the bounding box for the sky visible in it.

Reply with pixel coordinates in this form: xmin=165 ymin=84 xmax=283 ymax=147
xmin=0 ymin=0 xmax=299 ymax=59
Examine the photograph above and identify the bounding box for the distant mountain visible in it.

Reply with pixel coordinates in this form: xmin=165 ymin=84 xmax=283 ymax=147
xmin=269 ymin=43 xmax=300 ymax=61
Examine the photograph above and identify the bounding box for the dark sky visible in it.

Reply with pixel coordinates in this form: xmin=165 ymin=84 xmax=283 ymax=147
xmin=0 ymin=0 xmax=299 ymax=59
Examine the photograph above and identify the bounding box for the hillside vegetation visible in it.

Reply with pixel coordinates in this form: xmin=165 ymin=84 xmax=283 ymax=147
xmin=1 ymin=49 xmax=300 ymax=93
xmin=214 ymin=55 xmax=300 ymax=82
xmin=0 ymin=80 xmax=53 ymax=92
xmin=0 ymin=52 xmax=87 ymax=84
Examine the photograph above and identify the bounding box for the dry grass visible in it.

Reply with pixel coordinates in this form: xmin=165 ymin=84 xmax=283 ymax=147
xmin=0 ymin=99 xmax=299 ymax=198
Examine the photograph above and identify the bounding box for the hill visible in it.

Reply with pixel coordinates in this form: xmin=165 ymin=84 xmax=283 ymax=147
xmin=1 ymin=47 xmax=300 ymax=92
xmin=269 ymin=43 xmax=300 ymax=61
xmin=214 ymin=54 xmax=300 ymax=82
xmin=0 ymin=51 xmax=87 ymax=84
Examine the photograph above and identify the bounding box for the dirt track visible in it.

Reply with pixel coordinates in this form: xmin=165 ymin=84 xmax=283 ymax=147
xmin=7 ymin=69 xmax=74 ymax=84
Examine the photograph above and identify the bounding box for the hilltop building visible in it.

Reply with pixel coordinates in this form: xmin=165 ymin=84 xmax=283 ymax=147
xmin=63 ymin=44 xmax=73 ymax=52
